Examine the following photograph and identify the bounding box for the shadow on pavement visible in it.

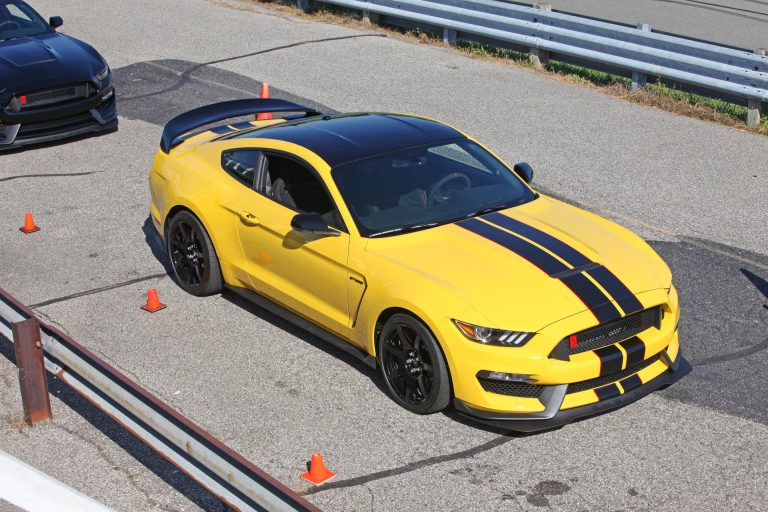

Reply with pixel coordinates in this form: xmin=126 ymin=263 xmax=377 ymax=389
xmin=0 ymin=338 xmax=231 ymax=512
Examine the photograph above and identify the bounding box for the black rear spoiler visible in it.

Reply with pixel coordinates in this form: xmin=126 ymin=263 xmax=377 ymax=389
xmin=160 ymin=99 xmax=322 ymax=153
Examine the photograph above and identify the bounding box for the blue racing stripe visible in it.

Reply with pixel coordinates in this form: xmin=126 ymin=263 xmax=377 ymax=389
xmin=586 ymin=266 xmax=644 ymax=315
xmin=484 ymin=212 xmax=592 ymax=267
xmin=231 ymin=121 xmax=256 ymax=130
xmin=210 ymin=126 xmax=235 ymax=135
xmin=457 ymin=218 xmax=621 ymax=323
xmin=484 ymin=212 xmax=642 ymax=316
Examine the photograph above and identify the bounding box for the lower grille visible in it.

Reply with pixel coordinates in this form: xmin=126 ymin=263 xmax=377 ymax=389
xmin=20 ymin=84 xmax=91 ymax=108
xmin=567 ymin=306 xmax=661 ymax=355
xmin=478 ymin=378 xmax=545 ymax=398
xmin=18 ymin=113 xmax=95 ymax=136
xmin=566 ymin=354 xmax=659 ymax=394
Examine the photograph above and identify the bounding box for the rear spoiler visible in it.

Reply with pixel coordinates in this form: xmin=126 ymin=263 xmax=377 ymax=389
xmin=160 ymin=99 xmax=322 ymax=153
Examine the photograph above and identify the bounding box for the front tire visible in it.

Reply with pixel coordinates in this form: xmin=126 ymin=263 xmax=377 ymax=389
xmin=378 ymin=313 xmax=451 ymax=414
xmin=166 ymin=211 xmax=222 ymax=296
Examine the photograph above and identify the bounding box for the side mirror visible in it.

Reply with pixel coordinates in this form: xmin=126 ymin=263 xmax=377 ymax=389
xmin=290 ymin=212 xmax=340 ymax=237
xmin=513 ymin=162 xmax=534 ymax=184
xmin=49 ymin=16 xmax=64 ymax=29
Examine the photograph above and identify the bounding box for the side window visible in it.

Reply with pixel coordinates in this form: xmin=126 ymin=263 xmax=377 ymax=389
xmin=260 ymin=154 xmax=343 ymax=230
xmin=221 ymin=150 xmax=260 ymax=188
xmin=7 ymin=5 xmax=33 ymax=21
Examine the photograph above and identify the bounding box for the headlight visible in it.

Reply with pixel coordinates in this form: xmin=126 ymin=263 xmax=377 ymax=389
xmin=453 ymin=320 xmax=534 ymax=347
xmin=95 ymin=65 xmax=110 ymax=82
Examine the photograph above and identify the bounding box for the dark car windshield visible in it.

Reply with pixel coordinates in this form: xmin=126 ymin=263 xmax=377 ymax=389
xmin=0 ymin=1 xmax=50 ymax=41
xmin=332 ymin=138 xmax=536 ymax=237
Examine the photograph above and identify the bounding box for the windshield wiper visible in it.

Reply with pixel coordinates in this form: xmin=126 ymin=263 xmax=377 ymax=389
xmin=465 ymin=201 xmax=521 ymax=219
xmin=369 ymin=222 xmax=439 ymax=238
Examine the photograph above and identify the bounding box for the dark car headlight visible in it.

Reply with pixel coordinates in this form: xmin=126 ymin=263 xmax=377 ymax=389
xmin=95 ymin=65 xmax=110 ymax=83
xmin=453 ymin=320 xmax=534 ymax=347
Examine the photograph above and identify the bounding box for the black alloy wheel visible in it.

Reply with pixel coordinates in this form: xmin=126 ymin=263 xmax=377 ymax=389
xmin=166 ymin=211 xmax=222 ymax=296
xmin=379 ymin=313 xmax=451 ymax=414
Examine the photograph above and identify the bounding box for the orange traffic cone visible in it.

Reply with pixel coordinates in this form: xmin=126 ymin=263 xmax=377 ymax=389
xmin=300 ymin=453 xmax=336 ymax=485
xmin=257 ymin=82 xmax=272 ymax=120
xmin=140 ymin=288 xmax=166 ymax=313
xmin=19 ymin=213 xmax=40 ymax=234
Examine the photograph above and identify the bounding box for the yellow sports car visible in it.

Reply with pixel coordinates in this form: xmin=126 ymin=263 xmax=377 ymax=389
xmin=149 ymin=99 xmax=689 ymax=431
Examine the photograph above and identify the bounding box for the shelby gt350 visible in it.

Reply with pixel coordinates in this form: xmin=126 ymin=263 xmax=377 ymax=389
xmin=148 ymin=99 xmax=689 ymax=431
xmin=0 ymin=1 xmax=116 ymax=151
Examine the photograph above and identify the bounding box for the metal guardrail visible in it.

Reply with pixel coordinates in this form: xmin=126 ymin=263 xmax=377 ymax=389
xmin=0 ymin=288 xmax=320 ymax=512
xmin=296 ymin=0 xmax=768 ymax=126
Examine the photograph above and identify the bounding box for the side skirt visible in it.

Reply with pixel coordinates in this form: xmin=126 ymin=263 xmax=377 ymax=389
xmin=225 ymin=285 xmax=377 ymax=369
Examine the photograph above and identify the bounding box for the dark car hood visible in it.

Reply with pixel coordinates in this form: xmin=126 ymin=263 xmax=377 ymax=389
xmin=0 ymin=32 xmax=105 ymax=100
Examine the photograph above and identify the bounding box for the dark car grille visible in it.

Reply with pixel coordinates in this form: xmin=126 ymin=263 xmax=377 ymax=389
xmin=567 ymin=306 xmax=661 ymax=355
xmin=566 ymin=354 xmax=659 ymax=394
xmin=20 ymin=84 xmax=92 ymax=108
xmin=18 ymin=112 xmax=95 ymax=136
xmin=477 ymin=378 xmax=546 ymax=398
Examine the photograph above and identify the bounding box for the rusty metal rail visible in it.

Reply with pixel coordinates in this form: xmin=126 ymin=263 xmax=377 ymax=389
xmin=0 ymin=288 xmax=320 ymax=512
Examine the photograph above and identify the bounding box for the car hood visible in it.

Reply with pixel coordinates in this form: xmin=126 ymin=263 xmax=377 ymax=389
xmin=0 ymin=33 xmax=105 ymax=99
xmin=364 ymin=195 xmax=672 ymax=332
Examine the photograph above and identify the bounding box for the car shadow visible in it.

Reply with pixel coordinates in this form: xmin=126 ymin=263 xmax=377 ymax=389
xmin=141 ymin=216 xmax=174 ymax=276
xmin=0 ymin=339 xmax=231 ymax=511
xmin=220 ymin=288 xmax=386 ymax=394
xmin=141 ymin=217 xmax=386 ymax=394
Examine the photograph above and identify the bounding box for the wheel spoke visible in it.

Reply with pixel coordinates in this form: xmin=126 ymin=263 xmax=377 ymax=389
xmin=416 ymin=375 xmax=428 ymax=397
xmin=385 ymin=341 xmax=408 ymax=362
xmin=395 ymin=325 xmax=410 ymax=347
xmin=403 ymin=380 xmax=415 ymax=403
xmin=192 ymin=261 xmax=203 ymax=283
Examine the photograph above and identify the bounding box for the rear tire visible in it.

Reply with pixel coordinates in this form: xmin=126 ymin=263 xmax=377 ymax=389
xmin=165 ymin=211 xmax=222 ymax=296
xmin=378 ymin=313 xmax=451 ymax=414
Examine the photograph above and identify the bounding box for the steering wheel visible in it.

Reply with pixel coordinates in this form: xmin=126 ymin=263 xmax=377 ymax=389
xmin=0 ymin=20 xmax=21 ymax=31
xmin=426 ymin=173 xmax=471 ymax=206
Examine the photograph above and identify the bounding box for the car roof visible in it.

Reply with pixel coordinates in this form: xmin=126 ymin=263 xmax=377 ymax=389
xmin=225 ymin=112 xmax=464 ymax=166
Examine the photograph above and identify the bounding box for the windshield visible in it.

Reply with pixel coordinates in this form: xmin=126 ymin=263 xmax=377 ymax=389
xmin=0 ymin=2 xmax=50 ymax=41
xmin=332 ymin=139 xmax=537 ymax=237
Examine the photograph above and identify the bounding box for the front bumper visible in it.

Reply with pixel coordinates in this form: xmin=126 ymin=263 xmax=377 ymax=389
xmin=0 ymin=86 xmax=117 ymax=151
xmin=455 ymin=349 xmax=691 ymax=433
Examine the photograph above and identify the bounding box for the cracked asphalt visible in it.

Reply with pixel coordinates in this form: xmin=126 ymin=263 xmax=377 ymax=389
xmin=1 ymin=1 xmax=767 ymax=511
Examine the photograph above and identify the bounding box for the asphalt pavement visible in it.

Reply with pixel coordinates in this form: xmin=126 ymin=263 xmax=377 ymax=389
xmin=1 ymin=1 xmax=768 ymax=511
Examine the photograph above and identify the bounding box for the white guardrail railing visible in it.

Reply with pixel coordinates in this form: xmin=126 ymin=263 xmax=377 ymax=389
xmin=295 ymin=0 xmax=768 ymax=126
xmin=0 ymin=288 xmax=321 ymax=512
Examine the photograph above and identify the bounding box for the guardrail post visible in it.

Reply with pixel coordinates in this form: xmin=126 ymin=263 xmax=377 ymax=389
xmin=362 ymin=2 xmax=379 ymax=25
xmin=632 ymin=23 xmax=651 ymax=91
xmin=747 ymin=48 xmax=766 ymax=127
xmin=443 ymin=28 xmax=457 ymax=46
xmin=11 ymin=318 xmax=52 ymax=426
xmin=296 ymin=0 xmax=312 ymax=11
xmin=529 ymin=3 xmax=551 ymax=69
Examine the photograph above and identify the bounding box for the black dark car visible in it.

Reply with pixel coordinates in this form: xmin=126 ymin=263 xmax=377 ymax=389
xmin=0 ymin=1 xmax=117 ymax=151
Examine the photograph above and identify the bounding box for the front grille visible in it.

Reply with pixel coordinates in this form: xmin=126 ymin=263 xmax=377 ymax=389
xmin=478 ymin=378 xmax=546 ymax=398
xmin=18 ymin=112 xmax=95 ymax=136
xmin=566 ymin=354 xmax=659 ymax=394
xmin=567 ymin=306 xmax=661 ymax=355
xmin=20 ymin=84 xmax=91 ymax=108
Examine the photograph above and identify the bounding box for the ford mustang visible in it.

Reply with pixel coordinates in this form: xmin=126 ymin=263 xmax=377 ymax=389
xmin=149 ymin=99 xmax=689 ymax=431
xmin=0 ymin=1 xmax=116 ymax=151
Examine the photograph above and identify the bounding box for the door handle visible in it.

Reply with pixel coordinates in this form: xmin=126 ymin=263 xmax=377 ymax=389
xmin=238 ymin=210 xmax=260 ymax=226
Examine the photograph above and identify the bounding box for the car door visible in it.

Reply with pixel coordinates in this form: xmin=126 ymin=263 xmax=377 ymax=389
xmin=229 ymin=149 xmax=352 ymax=338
